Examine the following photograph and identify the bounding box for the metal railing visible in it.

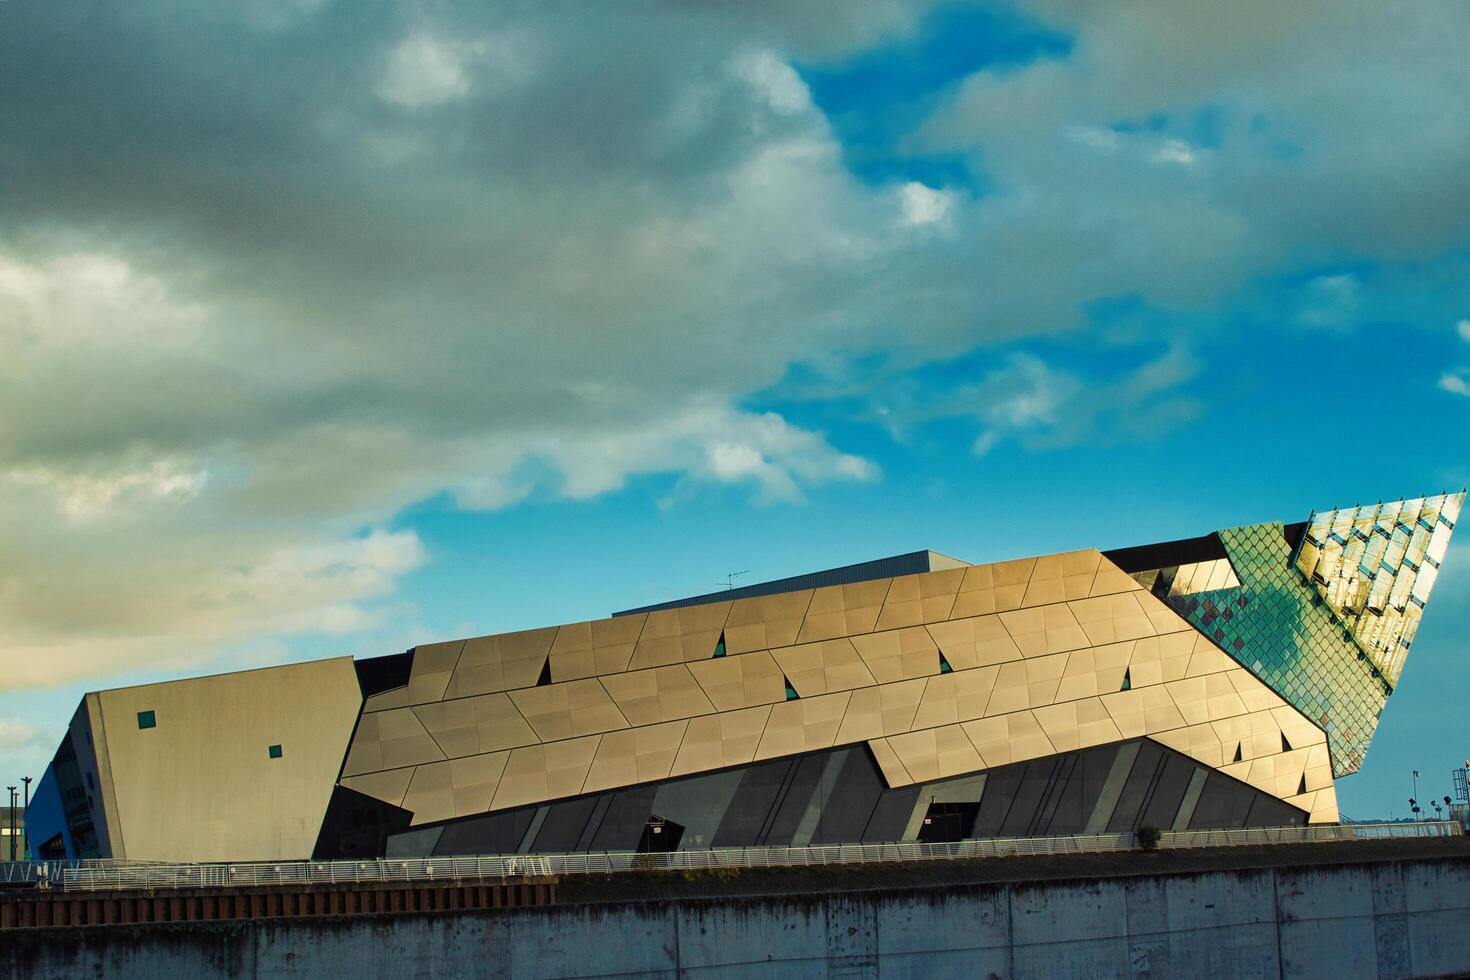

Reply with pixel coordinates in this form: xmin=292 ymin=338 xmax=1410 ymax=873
xmin=0 ymin=820 xmax=1458 ymax=893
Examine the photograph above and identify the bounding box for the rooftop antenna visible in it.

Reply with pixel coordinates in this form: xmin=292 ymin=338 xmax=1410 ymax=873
xmin=719 ymin=570 xmax=751 ymax=591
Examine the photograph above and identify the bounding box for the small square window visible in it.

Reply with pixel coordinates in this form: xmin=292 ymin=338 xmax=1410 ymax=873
xmin=268 ymin=744 xmax=283 ymax=759
xmin=137 ymin=710 xmax=156 ymax=730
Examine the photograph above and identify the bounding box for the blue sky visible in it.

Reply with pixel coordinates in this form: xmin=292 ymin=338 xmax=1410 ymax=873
xmin=2 ymin=0 xmax=1469 ymax=819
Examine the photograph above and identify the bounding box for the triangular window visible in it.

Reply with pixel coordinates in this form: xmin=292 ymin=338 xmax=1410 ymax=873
xmin=713 ymin=632 xmax=726 ymax=658
xmin=537 ymin=658 xmax=552 ymax=687
xmin=1297 ymin=775 xmax=1308 ymax=796
xmin=1233 ymin=743 xmax=1243 ymax=763
xmin=938 ymin=651 xmax=954 ymax=674
xmin=1120 ymin=668 xmax=1131 ymax=692
xmin=1280 ymin=732 xmax=1292 ymax=753
xmin=783 ymin=675 xmax=799 ymax=700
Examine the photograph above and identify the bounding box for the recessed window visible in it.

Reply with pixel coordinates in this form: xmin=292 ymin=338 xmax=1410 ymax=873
xmin=268 ymin=744 xmax=283 ymax=759
xmin=137 ymin=710 xmax=156 ymax=730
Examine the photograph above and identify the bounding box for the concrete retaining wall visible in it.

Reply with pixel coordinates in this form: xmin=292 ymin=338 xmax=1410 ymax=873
xmin=5 ymin=858 xmax=1468 ymax=979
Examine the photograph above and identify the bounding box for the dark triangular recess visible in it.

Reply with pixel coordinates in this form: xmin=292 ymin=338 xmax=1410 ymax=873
xmin=713 ymin=632 xmax=726 ymax=658
xmin=938 ymin=651 xmax=954 ymax=674
xmin=1233 ymin=742 xmax=1243 ymax=763
xmin=1297 ymin=775 xmax=1308 ymax=796
xmin=1280 ymin=732 xmax=1292 ymax=753
xmin=537 ymin=658 xmax=552 ymax=687
xmin=783 ymin=675 xmax=799 ymax=700
xmin=1120 ymin=668 xmax=1131 ymax=692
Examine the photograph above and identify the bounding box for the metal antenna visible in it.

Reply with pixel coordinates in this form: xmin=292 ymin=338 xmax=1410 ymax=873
xmin=718 ymin=570 xmax=750 ymax=591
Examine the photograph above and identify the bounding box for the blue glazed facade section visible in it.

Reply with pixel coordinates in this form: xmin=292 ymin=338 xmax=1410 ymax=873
xmin=1168 ymin=522 xmax=1389 ymax=777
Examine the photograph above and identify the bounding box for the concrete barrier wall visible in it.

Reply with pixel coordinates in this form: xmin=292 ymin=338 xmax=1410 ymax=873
xmin=5 ymin=859 xmax=1468 ymax=979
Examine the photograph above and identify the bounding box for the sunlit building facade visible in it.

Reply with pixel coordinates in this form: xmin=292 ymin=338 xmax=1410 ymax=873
xmin=25 ymin=492 xmax=1463 ymax=862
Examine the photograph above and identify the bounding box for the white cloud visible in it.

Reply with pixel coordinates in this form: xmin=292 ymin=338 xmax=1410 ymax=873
xmin=898 ymin=182 xmax=954 ymax=227
xmin=377 ymin=34 xmax=535 ymax=109
xmin=1439 ymin=372 xmax=1470 ymax=397
xmin=9 ymin=459 xmax=207 ymax=522
xmin=1295 ymin=273 xmax=1361 ymax=329
xmin=1152 ymin=138 xmax=1199 ymax=166
xmin=1457 ymin=319 xmax=1470 ymax=343
xmin=734 ymin=48 xmax=814 ymax=115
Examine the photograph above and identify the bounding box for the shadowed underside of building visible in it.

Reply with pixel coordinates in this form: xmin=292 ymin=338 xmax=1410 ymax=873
xmin=24 ymin=492 xmax=1463 ymax=862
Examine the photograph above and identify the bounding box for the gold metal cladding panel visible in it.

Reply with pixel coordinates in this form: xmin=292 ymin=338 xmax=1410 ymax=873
xmin=339 ymin=768 xmax=415 ymax=810
xmin=668 ymin=705 xmax=772 ymax=777
xmin=341 ymin=550 xmax=1340 ymax=823
xmin=724 ymin=590 xmax=814 ymax=655
xmin=875 ymin=568 xmax=965 ymax=630
xmin=582 ymin=720 xmax=690 ymax=795
xmin=599 ymin=664 xmax=716 ymax=727
xmin=686 ymin=651 xmax=787 ymax=711
xmin=770 ymin=638 xmax=878 ymax=697
xmin=404 ymin=640 xmax=464 ymax=705
xmin=410 ymin=693 xmax=539 ymax=759
xmin=509 ymin=678 xmax=629 ymax=742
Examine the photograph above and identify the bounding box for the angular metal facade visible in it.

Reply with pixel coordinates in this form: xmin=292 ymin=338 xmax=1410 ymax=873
xmin=26 ymin=494 xmax=1462 ymax=861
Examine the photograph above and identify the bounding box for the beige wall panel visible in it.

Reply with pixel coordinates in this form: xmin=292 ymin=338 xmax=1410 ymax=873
xmin=876 ymin=568 xmax=963 ymax=630
xmin=579 ymin=614 xmax=646 ymax=676
xmin=364 ymin=686 xmax=411 ymax=713
xmin=687 ymin=651 xmax=786 ymax=711
xmin=668 ymin=705 xmax=772 ymax=776
xmin=1153 ymin=725 xmax=1225 ymax=769
xmin=925 ymin=616 xmax=1020 ymax=671
xmin=628 ymin=603 xmax=730 ymax=671
xmin=1067 ymin=593 xmax=1157 ymax=646
xmin=581 ymin=720 xmax=690 ymax=794
xmin=448 ymin=751 xmax=512 ymax=818
xmin=402 ymin=760 xmax=454 ymax=826
xmin=1184 ymin=642 xmax=1239 ymax=678
xmin=910 ymin=666 xmax=1001 ymax=730
xmin=490 ymin=735 xmax=601 ymax=811
xmin=997 ymin=605 xmax=1090 ymax=658
xmin=340 ymin=767 xmax=415 ymax=809
xmin=443 ymin=628 xmax=556 ymax=700
xmin=1089 ymin=560 xmax=1145 ymax=598
xmin=509 ymin=678 xmax=628 ymax=742
xmin=1054 ymin=641 xmax=1134 ymax=702
xmin=411 ymin=692 xmax=538 ymax=759
xmin=724 ymin=590 xmax=813 ymax=654
xmin=849 ymin=627 xmax=941 ymax=683
xmin=797 ymin=580 xmax=891 ymax=643
xmin=1126 ymin=632 xmax=1195 ymax=687
xmin=1227 ymin=669 xmax=1286 ymax=713
xmin=771 ymin=638 xmax=878 ymax=697
xmin=1131 ymin=589 xmax=1198 ymax=635
xmin=866 ymin=738 xmax=913 ymax=786
xmin=887 ymin=724 xmax=984 ymax=784
xmin=754 ymin=692 xmax=852 ymax=761
xmin=404 ymin=751 xmax=513 ymax=825
xmin=1098 ymin=686 xmax=1187 ymax=739
xmin=962 ymin=711 xmax=1055 ymax=767
xmin=1033 ymin=698 xmax=1123 ymax=753
xmin=549 ymin=622 xmax=596 ymax=681
xmin=407 ymin=640 xmax=464 ymax=704
xmin=601 ymin=664 xmax=716 ymax=727
xmin=835 ymin=678 xmax=928 ymax=742
xmin=342 ymin=706 xmax=446 ymax=777
xmin=96 ymin=658 xmax=362 ymax=862
xmin=1023 ymin=550 xmax=1101 ymax=607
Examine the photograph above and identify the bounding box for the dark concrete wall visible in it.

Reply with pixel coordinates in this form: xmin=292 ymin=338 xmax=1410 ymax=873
xmin=4 ymin=858 xmax=1468 ymax=979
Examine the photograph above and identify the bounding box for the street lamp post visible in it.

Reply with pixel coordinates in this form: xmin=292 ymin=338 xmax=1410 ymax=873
xmin=20 ymin=777 xmax=30 ymax=860
xmin=5 ymin=786 xmax=14 ymax=861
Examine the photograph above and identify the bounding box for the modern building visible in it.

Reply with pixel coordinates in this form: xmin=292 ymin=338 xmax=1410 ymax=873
xmin=24 ymin=492 xmax=1463 ymax=863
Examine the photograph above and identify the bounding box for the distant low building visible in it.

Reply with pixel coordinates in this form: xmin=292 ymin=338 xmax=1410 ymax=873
xmin=1 ymin=806 xmax=26 ymax=861
xmin=24 ymin=492 xmax=1464 ymax=863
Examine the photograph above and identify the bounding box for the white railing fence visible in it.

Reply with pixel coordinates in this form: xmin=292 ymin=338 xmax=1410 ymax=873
xmin=0 ymin=820 xmax=1458 ymax=893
